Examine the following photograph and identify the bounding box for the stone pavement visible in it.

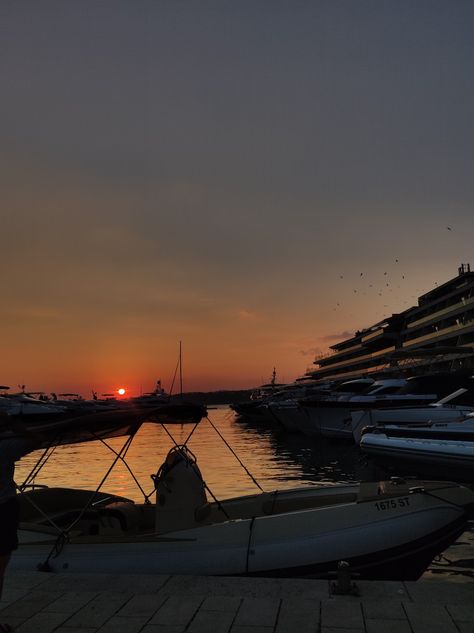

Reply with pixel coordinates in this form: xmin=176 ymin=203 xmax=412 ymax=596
xmin=2 ymin=569 xmax=474 ymax=633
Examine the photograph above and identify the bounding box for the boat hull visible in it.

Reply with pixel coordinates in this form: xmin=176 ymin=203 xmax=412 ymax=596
xmin=360 ymin=433 xmax=474 ymax=482
xmin=13 ymin=483 xmax=472 ymax=581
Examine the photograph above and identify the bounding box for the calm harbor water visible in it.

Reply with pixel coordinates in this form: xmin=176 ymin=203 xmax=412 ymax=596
xmin=15 ymin=405 xmax=365 ymax=502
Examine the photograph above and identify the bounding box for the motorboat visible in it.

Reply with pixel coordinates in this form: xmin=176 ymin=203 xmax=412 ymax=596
xmin=301 ymin=372 xmax=474 ymax=442
xmin=230 ymin=369 xmax=288 ymax=421
xmin=10 ymin=434 xmax=474 ymax=580
xmin=265 ymin=379 xmax=371 ymax=436
xmin=359 ymin=429 xmax=474 ymax=483
xmin=351 ymin=384 xmax=474 ymax=444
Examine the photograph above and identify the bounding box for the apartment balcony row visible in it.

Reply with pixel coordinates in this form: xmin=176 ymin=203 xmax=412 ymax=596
xmin=406 ymin=294 xmax=474 ymax=330
xmin=402 ymin=319 xmax=474 ymax=349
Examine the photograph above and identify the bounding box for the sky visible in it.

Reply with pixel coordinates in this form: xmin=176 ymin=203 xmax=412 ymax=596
xmin=1 ymin=1 xmax=473 ymax=395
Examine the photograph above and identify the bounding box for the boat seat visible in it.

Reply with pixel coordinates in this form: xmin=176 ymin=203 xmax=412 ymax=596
xmin=98 ymin=501 xmax=142 ymax=533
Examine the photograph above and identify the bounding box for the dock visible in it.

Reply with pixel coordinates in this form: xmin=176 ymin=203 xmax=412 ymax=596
xmin=2 ymin=526 xmax=473 ymax=633
xmin=1 ymin=568 xmax=474 ymax=633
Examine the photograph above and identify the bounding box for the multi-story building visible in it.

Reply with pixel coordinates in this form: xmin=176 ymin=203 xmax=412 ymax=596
xmin=308 ymin=264 xmax=474 ymax=382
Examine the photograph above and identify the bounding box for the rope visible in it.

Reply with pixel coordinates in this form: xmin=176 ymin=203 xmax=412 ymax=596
xmin=40 ymin=431 xmax=138 ymax=568
xmin=20 ymin=440 xmax=58 ymax=490
xmin=416 ymin=488 xmax=469 ymax=511
xmin=205 ymin=415 xmax=264 ymax=492
xmin=95 ymin=435 xmax=150 ymax=503
xmin=245 ymin=516 xmax=256 ymax=575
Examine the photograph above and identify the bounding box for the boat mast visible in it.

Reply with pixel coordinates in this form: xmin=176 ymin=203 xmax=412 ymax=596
xmin=179 ymin=340 xmax=183 ymax=397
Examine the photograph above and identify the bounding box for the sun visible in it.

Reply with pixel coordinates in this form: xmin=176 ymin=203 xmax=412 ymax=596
xmin=117 ymin=388 xmax=126 ymax=396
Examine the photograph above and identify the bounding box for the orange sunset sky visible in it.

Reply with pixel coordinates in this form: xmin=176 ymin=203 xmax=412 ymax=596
xmin=1 ymin=2 xmax=473 ymax=396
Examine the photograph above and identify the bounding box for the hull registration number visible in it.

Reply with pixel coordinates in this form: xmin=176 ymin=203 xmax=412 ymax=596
xmin=375 ymin=497 xmax=410 ymax=511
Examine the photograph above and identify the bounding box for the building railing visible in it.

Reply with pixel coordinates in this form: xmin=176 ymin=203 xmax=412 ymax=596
xmin=407 ymin=295 xmax=474 ymax=329
xmin=403 ymin=319 xmax=474 ymax=348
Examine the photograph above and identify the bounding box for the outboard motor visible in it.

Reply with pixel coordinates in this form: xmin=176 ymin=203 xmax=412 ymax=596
xmin=152 ymin=445 xmax=207 ymax=533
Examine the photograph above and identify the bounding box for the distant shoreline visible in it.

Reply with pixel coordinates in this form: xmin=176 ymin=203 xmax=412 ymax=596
xmin=170 ymin=389 xmax=252 ymax=405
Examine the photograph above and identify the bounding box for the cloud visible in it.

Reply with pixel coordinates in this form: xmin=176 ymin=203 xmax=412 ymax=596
xmin=237 ymin=309 xmax=260 ymax=321
xmin=320 ymin=331 xmax=353 ymax=342
xmin=299 ymin=347 xmax=323 ymax=357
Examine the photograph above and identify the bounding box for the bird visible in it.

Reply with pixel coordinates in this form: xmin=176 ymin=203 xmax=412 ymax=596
xmin=447 ymin=226 xmax=452 ymax=231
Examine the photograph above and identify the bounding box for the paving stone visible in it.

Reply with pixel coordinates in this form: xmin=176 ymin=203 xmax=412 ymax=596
xmin=14 ymin=611 xmax=70 ymax=633
xmin=0 ymin=589 xmax=63 ymax=619
xmin=363 ymin=600 xmax=407 ymax=620
xmin=54 ymin=629 xmax=98 ymax=633
xmin=188 ymin=609 xmax=236 ymax=633
xmin=118 ymin=593 xmax=168 ymax=617
xmin=0 ymin=588 xmax=30 ymax=605
xmin=446 ymin=604 xmax=474 ymax=621
xmin=366 ymin=620 xmax=412 ymax=633
xmin=404 ymin=580 xmax=474 ymax=604
xmin=141 ymin=626 xmax=186 ymax=633
xmin=65 ymin=592 xmax=133 ymax=628
xmin=354 ymin=581 xmax=408 ymax=601
xmin=149 ymin=596 xmax=202 ymax=625
xmin=163 ymin=575 xmax=328 ymax=599
xmin=321 ymin=600 xmax=364 ymax=629
xmin=230 ymin=627 xmax=273 ymax=633
xmin=0 ymin=616 xmax=28 ymax=630
xmin=5 ymin=570 xmax=53 ymax=591
xmin=321 ymin=628 xmax=365 ymax=633
xmin=201 ymin=596 xmax=241 ymax=612
xmin=403 ymin=603 xmax=459 ymax=633
xmin=96 ymin=615 xmax=150 ymax=632
xmin=233 ymin=597 xmax=279 ymax=627
xmin=43 ymin=574 xmax=121 ymax=593
xmin=276 ymin=597 xmax=320 ymax=633
xmin=42 ymin=591 xmax=98 ymax=614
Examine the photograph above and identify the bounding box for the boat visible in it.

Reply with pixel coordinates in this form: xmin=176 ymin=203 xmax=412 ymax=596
xmin=10 ymin=432 xmax=474 ymax=580
xmin=230 ymin=368 xmax=287 ymax=420
xmin=351 ymin=378 xmax=474 ymax=444
xmin=359 ymin=429 xmax=474 ymax=483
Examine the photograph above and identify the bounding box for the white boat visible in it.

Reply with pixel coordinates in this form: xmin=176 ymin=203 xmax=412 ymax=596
xmin=360 ymin=429 xmax=474 ymax=482
xmin=268 ymin=379 xmax=374 ymax=437
xmin=351 ymin=387 xmax=474 ymax=444
xmin=298 ymin=379 xmax=417 ymax=440
xmin=11 ymin=442 xmax=474 ymax=581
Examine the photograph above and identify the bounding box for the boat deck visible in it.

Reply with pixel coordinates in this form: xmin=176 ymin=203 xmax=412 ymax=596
xmin=2 ymin=526 xmax=473 ymax=633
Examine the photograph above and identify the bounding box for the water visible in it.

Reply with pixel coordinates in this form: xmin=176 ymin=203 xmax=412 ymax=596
xmin=14 ymin=406 xmax=365 ymax=501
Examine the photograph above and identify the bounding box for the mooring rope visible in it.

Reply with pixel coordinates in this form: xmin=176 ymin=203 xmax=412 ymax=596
xmin=205 ymin=415 xmax=264 ymax=492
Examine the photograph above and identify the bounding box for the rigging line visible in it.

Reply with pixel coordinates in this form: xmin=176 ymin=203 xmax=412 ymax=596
xmin=20 ymin=440 xmax=58 ymax=489
xmin=14 ymin=480 xmax=64 ymax=535
xmin=64 ymin=432 xmax=137 ymax=535
xmin=245 ymin=517 xmax=256 ymax=575
xmin=94 ymin=435 xmax=149 ymax=502
xmin=183 ymin=420 xmax=201 ymax=446
xmin=40 ymin=432 xmax=139 ymax=569
xmin=205 ymin=415 xmax=264 ymax=492
xmin=169 ymin=354 xmax=180 ymax=397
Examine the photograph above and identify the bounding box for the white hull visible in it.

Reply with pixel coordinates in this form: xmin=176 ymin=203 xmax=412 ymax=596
xmin=360 ymin=433 xmax=474 ymax=481
xmin=12 ymin=480 xmax=474 ymax=580
xmin=352 ymin=406 xmax=474 ymax=445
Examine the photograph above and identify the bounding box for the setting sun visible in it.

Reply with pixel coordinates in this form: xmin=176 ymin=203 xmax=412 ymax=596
xmin=117 ymin=388 xmax=126 ymax=396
